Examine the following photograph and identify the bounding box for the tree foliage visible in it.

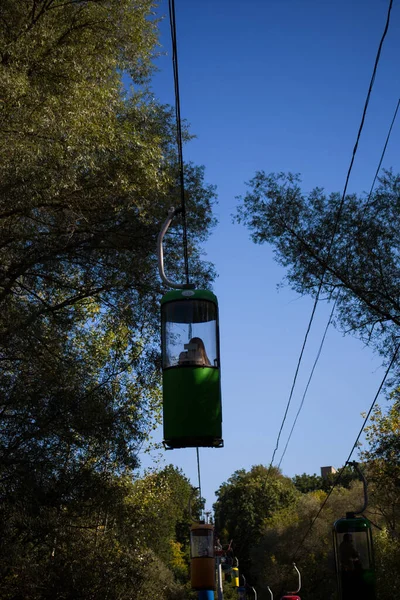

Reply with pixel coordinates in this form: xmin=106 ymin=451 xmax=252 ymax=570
xmin=236 ymin=170 xmax=400 ymax=368
xmin=293 ymin=465 xmax=358 ymax=494
xmin=362 ymin=393 xmax=400 ymax=533
xmin=1 ymin=464 xmax=197 ymax=600
xmin=234 ymin=167 xmax=400 ymax=598
xmin=216 ymin=456 xmax=400 ymax=599
xmin=0 ymin=1 xmax=216 ymax=598
xmin=374 ymin=528 xmax=400 ymax=600
xmin=253 ymin=482 xmax=368 ymax=599
xmin=213 ymin=465 xmax=298 ymax=580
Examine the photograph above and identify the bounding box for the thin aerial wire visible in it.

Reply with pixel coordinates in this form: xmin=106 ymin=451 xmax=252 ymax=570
xmin=168 ymin=0 xmax=190 ymax=285
xmin=277 ymin=297 xmax=338 ymax=469
xmin=196 ymin=447 xmax=202 ymax=507
xmin=169 ymin=1 xmax=203 ymax=503
xmin=269 ymin=297 xmax=320 ymax=467
xmin=267 ymin=0 xmax=394 ymax=468
xmin=365 ymin=97 xmax=400 ymax=209
xmin=290 ymin=341 xmax=400 ymax=563
xmin=277 ymin=95 xmax=400 ymax=467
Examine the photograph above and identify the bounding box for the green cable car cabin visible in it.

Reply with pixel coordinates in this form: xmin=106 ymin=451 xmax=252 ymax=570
xmin=161 ymin=289 xmax=223 ymax=449
xmin=333 ymin=513 xmax=376 ymax=600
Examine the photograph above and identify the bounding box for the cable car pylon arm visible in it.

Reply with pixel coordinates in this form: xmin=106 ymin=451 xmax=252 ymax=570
xmin=157 ymin=206 xmax=195 ymax=290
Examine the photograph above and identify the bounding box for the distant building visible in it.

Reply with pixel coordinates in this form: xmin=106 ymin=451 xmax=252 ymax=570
xmin=321 ymin=466 xmax=337 ymax=479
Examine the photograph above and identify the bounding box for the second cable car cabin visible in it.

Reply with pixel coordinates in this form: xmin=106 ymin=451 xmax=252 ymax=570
xmin=190 ymin=523 xmax=216 ymax=591
xmin=161 ymin=289 xmax=223 ymax=449
xmin=333 ymin=513 xmax=376 ymax=600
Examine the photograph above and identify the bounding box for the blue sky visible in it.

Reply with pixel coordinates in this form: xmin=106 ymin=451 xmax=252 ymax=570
xmin=139 ymin=0 xmax=400 ymax=512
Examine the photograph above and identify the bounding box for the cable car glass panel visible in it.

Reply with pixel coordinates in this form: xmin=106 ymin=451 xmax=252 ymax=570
xmin=337 ymin=531 xmax=372 ymax=570
xmin=191 ymin=528 xmax=214 ymax=558
xmin=162 ymin=300 xmax=218 ymax=369
xmin=333 ymin=517 xmax=376 ymax=600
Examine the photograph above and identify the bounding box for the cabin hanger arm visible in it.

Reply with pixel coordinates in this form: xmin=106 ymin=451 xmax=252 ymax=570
xmin=157 ymin=206 xmax=195 ymax=290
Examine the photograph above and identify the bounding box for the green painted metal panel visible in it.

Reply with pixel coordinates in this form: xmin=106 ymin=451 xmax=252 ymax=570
xmin=161 ymin=289 xmax=218 ymax=306
xmin=334 ymin=517 xmax=371 ymax=533
xmin=163 ymin=366 xmax=222 ymax=448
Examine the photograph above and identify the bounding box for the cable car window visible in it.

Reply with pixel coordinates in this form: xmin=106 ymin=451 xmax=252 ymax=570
xmin=338 ymin=532 xmax=371 ymax=571
xmin=190 ymin=528 xmax=214 ymax=558
xmin=162 ymin=300 xmax=218 ymax=369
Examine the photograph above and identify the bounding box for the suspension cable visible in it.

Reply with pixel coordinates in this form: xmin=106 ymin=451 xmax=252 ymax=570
xmin=365 ymin=96 xmax=400 ymax=210
xmin=169 ymin=0 xmax=203 ymax=518
xmin=269 ymin=296 xmax=319 ymax=467
xmin=168 ymin=0 xmax=190 ymax=285
xmin=267 ymin=0 xmax=394 ymax=468
xmin=278 ymin=95 xmax=400 ymax=467
xmin=278 ymin=297 xmax=338 ymax=469
xmin=196 ymin=447 xmax=202 ymax=510
xmin=291 ymin=340 xmax=400 ymax=562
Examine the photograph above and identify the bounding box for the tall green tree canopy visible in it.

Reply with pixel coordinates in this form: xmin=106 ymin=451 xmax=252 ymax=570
xmin=0 ymin=2 xmax=216 ymax=597
xmin=293 ymin=465 xmax=359 ymax=494
xmin=235 ymin=171 xmax=400 ymax=596
xmin=236 ymin=170 xmax=400 ymax=369
xmin=0 ymin=0 xmax=216 ymax=480
xmin=362 ymin=392 xmax=400 ymax=534
xmin=213 ymin=465 xmax=298 ymax=579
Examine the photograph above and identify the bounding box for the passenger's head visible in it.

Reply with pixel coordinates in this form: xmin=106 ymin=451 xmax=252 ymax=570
xmin=189 ymin=337 xmax=210 ymax=365
xmin=190 ymin=337 xmax=205 ymax=351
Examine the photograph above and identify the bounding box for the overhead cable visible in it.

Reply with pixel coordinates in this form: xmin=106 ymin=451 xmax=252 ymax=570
xmin=365 ymin=96 xmax=400 ymax=210
xmin=168 ymin=0 xmax=190 ymax=285
xmin=168 ymin=1 xmax=203 ymax=500
xmin=278 ymin=94 xmax=399 ymax=468
xmin=277 ymin=297 xmax=337 ymax=469
xmin=291 ymin=341 xmax=400 ymax=563
xmin=267 ymin=0 xmax=394 ymax=468
xmin=196 ymin=446 xmax=202 ymax=507
xmin=279 ymin=93 xmax=400 ymax=466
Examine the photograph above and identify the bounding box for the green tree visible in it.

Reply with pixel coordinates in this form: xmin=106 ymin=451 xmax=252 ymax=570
xmin=213 ymin=465 xmax=298 ymax=581
xmin=253 ymin=482 xmax=367 ymax=599
xmin=0 ymin=465 xmax=197 ymax=600
xmin=123 ymin=465 xmax=200 ymax=566
xmin=235 ymin=168 xmax=400 ymax=598
xmin=360 ymin=396 xmax=400 ymax=599
xmin=0 ymin=1 xmax=216 ymax=597
xmin=236 ymin=170 xmax=400 ymax=366
xmin=374 ymin=529 xmax=400 ymax=600
xmin=293 ymin=472 xmax=325 ymax=493
xmin=362 ymin=394 xmax=400 ymax=533
xmin=293 ymin=466 xmax=359 ymax=493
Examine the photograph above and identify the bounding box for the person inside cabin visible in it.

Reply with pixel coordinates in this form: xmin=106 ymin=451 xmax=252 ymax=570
xmin=179 ymin=337 xmax=211 ymax=366
xmin=339 ymin=533 xmax=362 ymax=599
xmin=339 ymin=534 xmax=360 ymax=571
